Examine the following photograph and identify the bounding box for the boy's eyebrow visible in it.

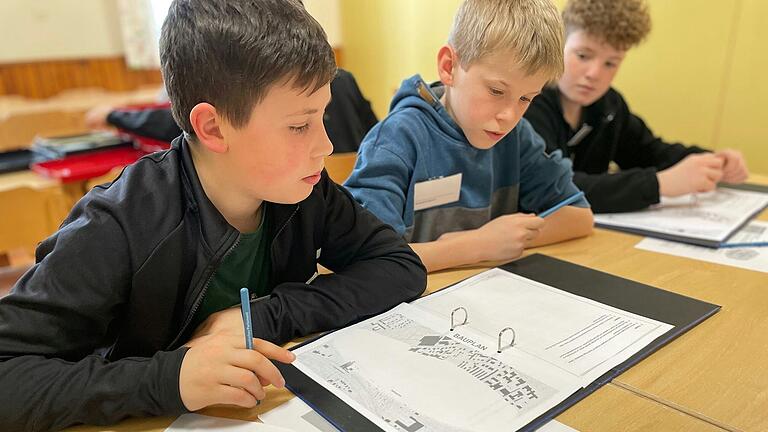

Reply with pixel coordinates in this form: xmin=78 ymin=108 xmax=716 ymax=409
xmin=288 ymin=108 xmax=320 ymax=116
xmin=487 ymin=79 xmax=541 ymax=96
xmin=287 ymin=100 xmax=332 ymax=117
xmin=489 ymin=79 xmax=509 ymax=88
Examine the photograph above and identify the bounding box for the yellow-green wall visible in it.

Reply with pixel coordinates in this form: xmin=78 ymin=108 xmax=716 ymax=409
xmin=341 ymin=0 xmax=767 ymax=174
xmin=339 ymin=0 xmax=461 ymax=117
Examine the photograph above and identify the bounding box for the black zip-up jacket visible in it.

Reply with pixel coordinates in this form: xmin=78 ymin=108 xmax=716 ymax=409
xmin=0 ymin=137 xmax=426 ymax=431
xmin=524 ymin=86 xmax=707 ymax=213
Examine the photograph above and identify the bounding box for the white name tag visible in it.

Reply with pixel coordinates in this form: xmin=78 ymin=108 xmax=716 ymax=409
xmin=414 ymin=173 xmax=462 ymax=211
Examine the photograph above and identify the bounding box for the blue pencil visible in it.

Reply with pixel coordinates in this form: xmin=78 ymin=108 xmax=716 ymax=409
xmin=538 ymin=191 xmax=586 ymax=218
xmin=239 ymin=287 xmax=254 ymax=350
xmin=719 ymin=242 xmax=768 ymax=249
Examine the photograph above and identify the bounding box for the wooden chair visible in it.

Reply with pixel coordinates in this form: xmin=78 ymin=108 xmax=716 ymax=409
xmin=325 ymin=152 xmax=357 ymax=184
xmin=0 ymin=185 xmax=69 ymax=255
xmin=84 ymin=166 xmax=125 ymax=191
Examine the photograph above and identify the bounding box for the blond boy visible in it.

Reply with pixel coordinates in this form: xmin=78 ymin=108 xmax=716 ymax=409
xmin=345 ymin=0 xmax=594 ymax=272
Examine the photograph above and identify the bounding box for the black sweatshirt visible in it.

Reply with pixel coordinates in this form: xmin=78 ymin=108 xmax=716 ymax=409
xmin=0 ymin=137 xmax=426 ymax=431
xmin=524 ymin=86 xmax=707 ymax=213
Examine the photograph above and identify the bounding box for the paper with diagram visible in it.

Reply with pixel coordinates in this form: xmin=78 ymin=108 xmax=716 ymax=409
xmin=636 ymin=220 xmax=768 ymax=273
xmin=593 ymin=188 xmax=768 ymax=246
xmin=414 ymin=268 xmax=673 ymax=384
xmin=291 ymin=268 xmax=672 ymax=432
xmin=260 ymin=396 xmax=580 ymax=432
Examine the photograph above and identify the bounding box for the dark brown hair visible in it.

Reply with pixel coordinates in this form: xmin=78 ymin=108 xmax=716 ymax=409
xmin=160 ymin=0 xmax=337 ymax=136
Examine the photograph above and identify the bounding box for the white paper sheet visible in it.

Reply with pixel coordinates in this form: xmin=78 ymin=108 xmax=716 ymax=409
xmin=414 ymin=269 xmax=673 ymax=384
xmin=593 ymin=188 xmax=768 ymax=243
xmin=538 ymin=421 xmax=580 ymax=432
xmin=165 ymin=413 xmax=294 ymax=431
xmin=635 ymin=220 xmax=768 ymax=273
xmin=260 ymin=397 xmax=337 ymax=432
xmin=293 ymin=302 xmax=583 ymax=432
xmin=261 ymin=387 xmax=579 ymax=432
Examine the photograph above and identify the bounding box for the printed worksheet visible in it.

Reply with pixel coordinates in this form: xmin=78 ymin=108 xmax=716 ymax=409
xmin=260 ymin=396 xmax=580 ymax=432
xmin=165 ymin=413 xmax=293 ymax=431
xmin=293 ymin=303 xmax=583 ymax=432
xmin=414 ymin=268 xmax=673 ymax=384
xmin=636 ymin=220 xmax=768 ymax=273
xmin=593 ymin=188 xmax=768 ymax=243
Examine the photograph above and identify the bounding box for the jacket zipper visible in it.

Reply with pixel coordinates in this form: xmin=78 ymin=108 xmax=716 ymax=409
xmin=167 ymin=204 xmax=299 ymax=349
xmin=166 ymin=234 xmax=240 ymax=349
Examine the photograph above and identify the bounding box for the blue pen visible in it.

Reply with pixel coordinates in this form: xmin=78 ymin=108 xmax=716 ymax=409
xmin=719 ymin=241 xmax=768 ymax=249
xmin=239 ymin=287 xmax=254 ymax=350
xmin=538 ymin=191 xmax=585 ymax=218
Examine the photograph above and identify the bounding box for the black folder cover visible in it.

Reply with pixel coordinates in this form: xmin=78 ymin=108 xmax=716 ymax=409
xmin=276 ymin=254 xmax=721 ymax=432
xmin=594 ymin=183 xmax=768 ymax=248
xmin=0 ymin=149 xmax=47 ymax=174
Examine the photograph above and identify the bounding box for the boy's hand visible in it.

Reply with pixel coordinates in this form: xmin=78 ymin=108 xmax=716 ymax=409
xmin=469 ymin=213 xmax=545 ymax=262
xmin=715 ymin=149 xmax=749 ymax=184
xmin=84 ymin=105 xmax=115 ymax=130
xmin=179 ymin=334 xmax=295 ymax=411
xmin=190 ymin=306 xmax=246 ymax=340
xmin=658 ymin=153 xmax=724 ymax=197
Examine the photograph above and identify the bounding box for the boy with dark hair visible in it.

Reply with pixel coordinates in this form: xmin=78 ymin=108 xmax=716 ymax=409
xmin=524 ymin=0 xmax=749 ymax=213
xmin=0 ymin=1 xmax=425 ymax=430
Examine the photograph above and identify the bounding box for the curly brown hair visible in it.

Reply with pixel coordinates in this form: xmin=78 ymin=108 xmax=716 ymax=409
xmin=562 ymin=0 xmax=651 ymax=51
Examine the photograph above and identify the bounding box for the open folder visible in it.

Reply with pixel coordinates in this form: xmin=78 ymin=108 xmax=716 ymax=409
xmin=593 ymin=184 xmax=768 ymax=248
xmin=276 ymin=254 xmax=720 ymax=432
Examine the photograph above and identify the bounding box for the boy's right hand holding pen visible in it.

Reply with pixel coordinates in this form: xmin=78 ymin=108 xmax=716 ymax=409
xmin=435 ymin=191 xmax=589 ymax=266
xmin=439 ymin=213 xmax=546 ymax=263
xmin=177 ymin=289 xmax=295 ymax=411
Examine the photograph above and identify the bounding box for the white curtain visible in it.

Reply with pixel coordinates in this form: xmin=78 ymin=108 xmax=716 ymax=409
xmin=116 ymin=0 xmax=168 ymax=69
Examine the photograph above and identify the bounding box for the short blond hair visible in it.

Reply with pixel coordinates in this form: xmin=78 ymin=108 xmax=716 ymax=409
xmin=447 ymin=0 xmax=564 ymax=80
xmin=563 ymin=0 xmax=651 ymax=51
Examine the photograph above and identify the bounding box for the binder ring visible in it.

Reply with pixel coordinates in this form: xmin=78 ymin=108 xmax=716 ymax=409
xmin=497 ymin=327 xmax=516 ymax=353
xmin=450 ymin=307 xmax=468 ymax=331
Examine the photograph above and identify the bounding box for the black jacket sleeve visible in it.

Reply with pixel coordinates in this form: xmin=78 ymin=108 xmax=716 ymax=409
xmin=107 ymin=108 xmax=182 ymax=143
xmin=249 ymin=173 xmax=427 ymax=344
xmin=0 ymin=202 xmax=188 ymax=431
xmin=613 ymin=108 xmax=708 ymax=172
xmin=592 ymin=100 xmax=708 ymax=212
xmin=524 ymin=93 xmax=658 ymax=212
xmin=573 ymin=168 xmax=661 ymax=213
xmin=525 ymin=89 xmax=709 ymax=213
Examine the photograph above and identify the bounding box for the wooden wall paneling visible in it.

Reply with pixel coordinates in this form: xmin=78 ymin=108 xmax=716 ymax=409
xmin=0 ymin=57 xmax=163 ymax=99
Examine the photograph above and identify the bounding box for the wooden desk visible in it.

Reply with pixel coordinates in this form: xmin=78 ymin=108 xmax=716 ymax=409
xmin=64 ymin=237 xmax=749 ymax=432
xmin=0 ymin=171 xmax=72 ymax=255
xmin=557 ymin=383 xmax=724 ymax=432
xmin=61 ymin=175 xmax=768 ymax=431
xmin=530 ymin=177 xmax=768 ymax=432
xmin=0 ymin=168 xmax=114 ymax=258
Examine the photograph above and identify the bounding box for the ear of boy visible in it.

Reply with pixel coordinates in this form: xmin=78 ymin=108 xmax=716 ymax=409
xmin=189 ymin=102 xmax=229 ymax=154
xmin=437 ymin=45 xmax=458 ymax=86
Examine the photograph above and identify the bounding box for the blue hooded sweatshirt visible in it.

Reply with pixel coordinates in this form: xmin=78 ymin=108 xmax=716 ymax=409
xmin=344 ymin=75 xmax=588 ymax=242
